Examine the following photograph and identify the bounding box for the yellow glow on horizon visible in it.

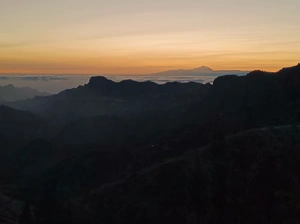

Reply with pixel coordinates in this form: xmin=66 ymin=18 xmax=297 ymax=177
xmin=1 ymin=0 xmax=300 ymax=74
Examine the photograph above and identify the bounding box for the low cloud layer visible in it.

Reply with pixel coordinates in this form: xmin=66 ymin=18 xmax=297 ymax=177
xmin=0 ymin=76 xmax=71 ymax=82
xmin=0 ymin=74 xmax=216 ymax=94
xmin=0 ymin=75 xmax=90 ymax=93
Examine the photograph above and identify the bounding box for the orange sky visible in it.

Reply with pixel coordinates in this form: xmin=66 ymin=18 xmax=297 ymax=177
xmin=1 ymin=0 xmax=300 ymax=74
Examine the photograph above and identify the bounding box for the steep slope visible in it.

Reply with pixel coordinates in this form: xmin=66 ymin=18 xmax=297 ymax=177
xmin=70 ymin=125 xmax=300 ymax=224
xmin=0 ymin=106 xmax=48 ymax=153
xmin=0 ymin=106 xmax=51 ymax=196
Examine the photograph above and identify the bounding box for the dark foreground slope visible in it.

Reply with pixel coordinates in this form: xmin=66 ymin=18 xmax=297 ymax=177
xmin=0 ymin=105 xmax=48 ymax=153
xmin=11 ymin=125 xmax=300 ymax=224
xmin=70 ymin=125 xmax=300 ymax=224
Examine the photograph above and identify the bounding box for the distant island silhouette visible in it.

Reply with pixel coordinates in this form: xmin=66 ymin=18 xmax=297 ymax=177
xmin=150 ymin=65 xmax=249 ymax=76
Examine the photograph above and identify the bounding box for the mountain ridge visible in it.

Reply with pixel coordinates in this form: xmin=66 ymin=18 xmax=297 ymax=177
xmin=1 ymin=64 xmax=300 ymax=223
xmin=5 ymin=78 xmax=210 ymax=123
xmin=150 ymin=66 xmax=249 ymax=76
xmin=0 ymin=84 xmax=50 ymax=102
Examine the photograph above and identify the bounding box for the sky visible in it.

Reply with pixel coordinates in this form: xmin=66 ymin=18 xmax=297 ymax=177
xmin=1 ymin=0 xmax=300 ymax=74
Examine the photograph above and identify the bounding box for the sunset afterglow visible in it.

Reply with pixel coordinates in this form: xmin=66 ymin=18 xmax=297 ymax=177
xmin=1 ymin=0 xmax=300 ymax=74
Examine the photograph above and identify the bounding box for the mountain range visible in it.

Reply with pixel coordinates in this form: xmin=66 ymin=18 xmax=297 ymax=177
xmin=0 ymin=84 xmax=50 ymax=102
xmin=1 ymin=64 xmax=300 ymax=223
xmin=5 ymin=77 xmax=211 ymax=123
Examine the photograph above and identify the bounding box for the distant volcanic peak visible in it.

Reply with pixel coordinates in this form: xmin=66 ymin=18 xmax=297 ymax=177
xmin=192 ymin=66 xmax=214 ymax=73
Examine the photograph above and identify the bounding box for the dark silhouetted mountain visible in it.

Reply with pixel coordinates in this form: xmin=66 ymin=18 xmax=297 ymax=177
xmin=151 ymin=66 xmax=249 ymax=77
xmin=0 ymin=84 xmax=50 ymax=102
xmin=0 ymin=105 xmax=48 ymax=153
xmin=7 ymin=78 xmax=210 ymax=122
xmin=185 ymin=64 xmax=300 ymax=133
xmin=2 ymin=64 xmax=300 ymax=224
xmin=5 ymin=64 xmax=300 ymax=148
